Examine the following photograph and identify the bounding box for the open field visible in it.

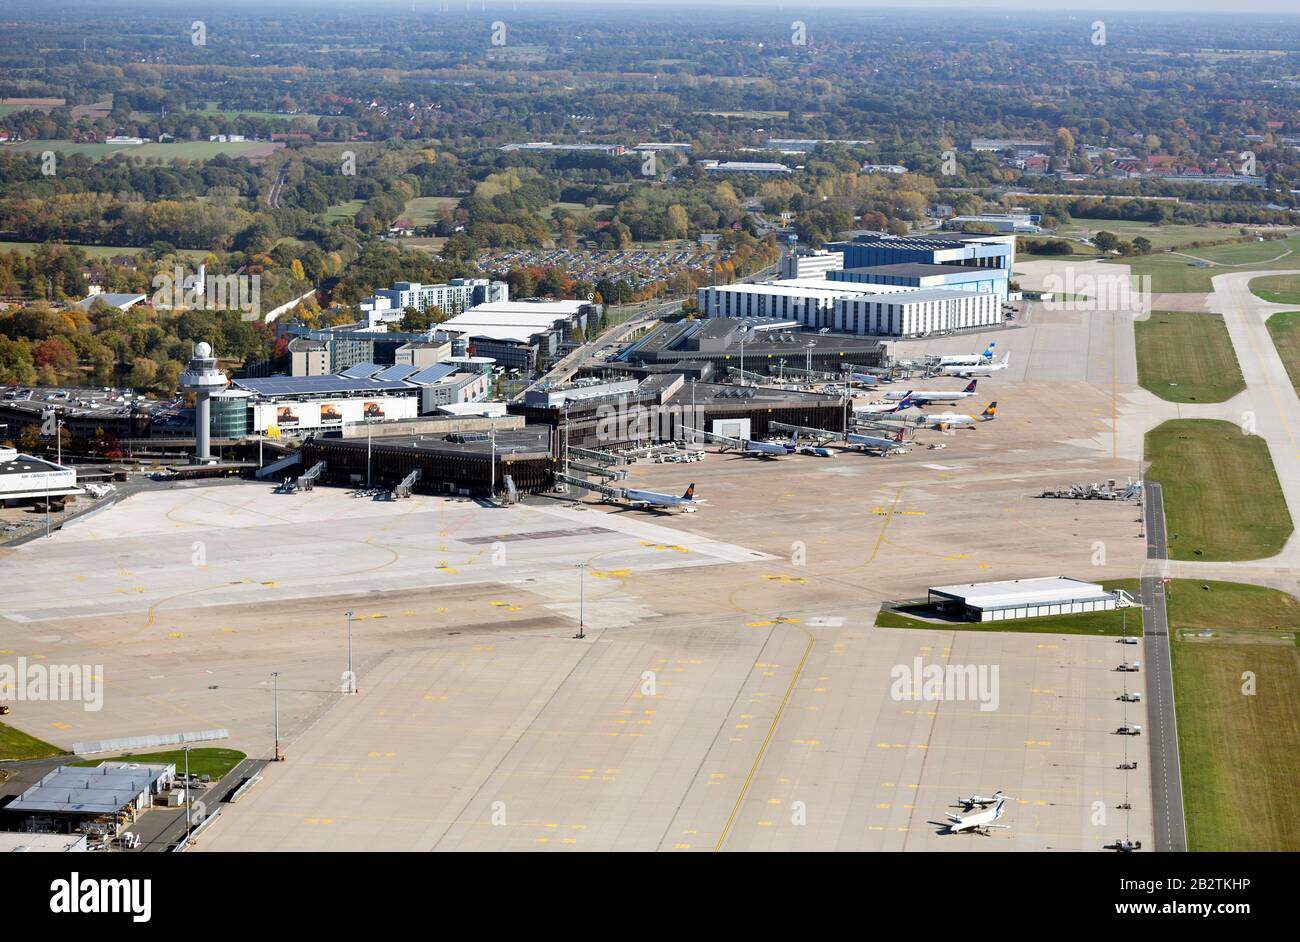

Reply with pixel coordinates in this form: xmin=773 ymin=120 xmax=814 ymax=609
xmin=1135 ymin=311 xmax=1245 ymax=403
xmin=1110 ymin=235 xmax=1300 ymax=293
xmin=1145 ymin=419 xmax=1293 ymax=561
xmin=324 ymin=199 xmax=365 ymax=221
xmin=0 ymin=241 xmax=208 ymax=261
xmin=1165 ymin=580 xmax=1300 ymax=851
xmin=401 ymin=196 xmax=460 ymax=224
xmin=1265 ymin=311 xmax=1300 ymax=396
xmin=1059 ymin=219 xmax=1250 ymax=251
xmin=3 ymin=139 xmax=282 ymax=161
xmin=71 ymin=747 xmax=247 ymax=779
xmin=1251 ymin=273 xmax=1300 ymax=305
xmin=0 ymin=721 xmax=67 ymax=762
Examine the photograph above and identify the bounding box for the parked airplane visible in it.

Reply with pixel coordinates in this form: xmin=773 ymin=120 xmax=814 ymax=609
xmin=797 ymin=445 xmax=835 ymax=457
xmin=624 ymin=483 xmax=701 ymax=513
xmin=855 ymin=399 xmax=913 ymax=415
xmin=886 ymin=379 xmax=978 ymax=405
xmin=956 ymin=791 xmax=1010 ymax=812
xmin=847 ymin=426 xmax=909 ymax=455
xmin=938 ymin=342 xmax=996 ymax=366
xmin=741 ymin=432 xmax=798 ymax=457
xmin=942 ymin=352 xmax=1011 ymax=378
xmin=944 ymin=796 xmax=1011 ymax=834
xmin=915 ymin=402 xmax=997 ymax=429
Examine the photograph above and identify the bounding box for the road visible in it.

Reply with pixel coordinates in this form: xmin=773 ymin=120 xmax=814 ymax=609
xmin=1141 ymin=481 xmax=1188 ymax=852
xmin=267 ymin=163 xmax=288 ymax=209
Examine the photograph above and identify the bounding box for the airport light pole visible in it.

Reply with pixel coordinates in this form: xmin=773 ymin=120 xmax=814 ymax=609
xmin=575 ymin=562 xmax=586 ymax=639
xmin=272 ymin=671 xmax=283 ymax=761
xmin=366 ymin=418 xmax=373 ymax=488
xmin=345 ymin=610 xmax=355 ymax=695
xmin=183 ymin=745 xmax=192 ymax=841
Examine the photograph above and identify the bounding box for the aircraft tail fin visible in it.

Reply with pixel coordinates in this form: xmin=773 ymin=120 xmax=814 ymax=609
xmin=963 ymin=379 xmax=978 ymax=393
xmin=1001 ymin=352 xmax=1011 ymax=366
xmin=682 ymin=483 xmax=695 ymax=501
xmin=981 ymin=401 xmax=998 ymax=419
xmin=982 ymin=342 xmax=996 ymax=359
xmin=895 ymin=427 xmax=906 ymax=442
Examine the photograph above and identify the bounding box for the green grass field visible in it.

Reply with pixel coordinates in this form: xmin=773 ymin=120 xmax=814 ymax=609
xmin=5 ymin=139 xmax=279 ymax=162
xmin=401 ymin=196 xmax=460 ymax=225
xmin=1058 ymin=219 xmax=1244 ymax=252
xmin=1265 ymin=311 xmax=1300 ymax=396
xmin=324 ymin=199 xmax=365 ymax=221
xmin=0 ymin=721 xmax=68 ymax=762
xmin=1110 ymin=234 xmax=1300 ymax=293
xmin=0 ymin=240 xmax=206 ymax=261
xmin=71 ymin=747 xmax=246 ymax=780
xmin=204 ymin=108 xmax=322 ymax=127
xmin=1145 ymin=419 xmax=1293 ymax=560
xmin=1250 ymin=273 xmax=1300 ymax=305
xmin=875 ymin=580 xmax=1141 ymax=636
xmin=1163 ymin=579 xmax=1300 ymax=850
xmin=1134 ymin=311 xmax=1245 ymax=403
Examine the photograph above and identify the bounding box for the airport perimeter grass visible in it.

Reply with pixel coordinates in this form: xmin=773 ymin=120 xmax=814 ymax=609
xmin=1164 ymin=579 xmax=1300 ymax=850
xmin=1265 ymin=311 xmax=1300 ymax=397
xmin=1252 ymin=273 xmax=1300 ymax=305
xmin=0 ymin=721 xmax=68 ymax=762
xmin=71 ymin=747 xmax=246 ymax=780
xmin=1145 ymin=419 xmax=1292 ymax=560
xmin=875 ymin=580 xmax=1140 ymax=636
xmin=1135 ymin=311 xmax=1245 ymax=403
xmin=1107 ymin=234 xmax=1300 ymax=293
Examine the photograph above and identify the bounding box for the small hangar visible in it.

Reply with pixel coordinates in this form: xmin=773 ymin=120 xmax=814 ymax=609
xmin=927 ymin=576 xmax=1124 ymax=623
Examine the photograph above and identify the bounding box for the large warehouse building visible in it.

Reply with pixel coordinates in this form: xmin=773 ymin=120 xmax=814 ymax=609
xmin=696 ymin=279 xmax=915 ymax=329
xmin=828 ymin=261 xmax=1010 ymax=300
xmin=832 ymin=288 xmax=1002 ymax=337
xmin=927 ymin=577 xmax=1124 ymax=623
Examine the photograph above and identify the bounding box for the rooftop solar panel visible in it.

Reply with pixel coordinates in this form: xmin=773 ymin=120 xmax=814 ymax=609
xmin=407 ymin=363 xmax=458 ymax=385
xmin=375 ymin=363 xmax=420 ymax=382
xmin=340 ymin=362 xmax=383 ymax=379
xmin=234 ymin=375 xmax=412 ymax=396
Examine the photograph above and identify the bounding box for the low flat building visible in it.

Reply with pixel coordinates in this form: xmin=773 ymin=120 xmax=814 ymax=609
xmin=927 ymin=577 xmax=1121 ymax=623
xmin=0 ymin=446 xmax=82 ymax=507
xmin=698 ymin=160 xmax=793 ymax=176
xmin=3 ymin=762 xmax=175 ymax=834
xmin=0 ymin=832 xmax=89 ymax=852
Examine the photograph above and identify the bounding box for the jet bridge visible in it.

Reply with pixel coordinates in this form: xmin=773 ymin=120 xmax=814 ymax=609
xmin=679 ymin=425 xmax=745 ymax=452
xmin=391 ymin=469 xmax=420 ymax=499
xmin=768 ymin=421 xmax=839 ymax=446
xmin=554 ymin=472 xmax=624 ymax=500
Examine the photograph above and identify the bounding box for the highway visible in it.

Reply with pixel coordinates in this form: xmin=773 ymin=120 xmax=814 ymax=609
xmin=1141 ymin=481 xmax=1188 ymax=852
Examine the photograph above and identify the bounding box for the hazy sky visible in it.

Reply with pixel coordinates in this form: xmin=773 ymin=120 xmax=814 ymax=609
xmin=78 ymin=0 xmax=1300 ymax=13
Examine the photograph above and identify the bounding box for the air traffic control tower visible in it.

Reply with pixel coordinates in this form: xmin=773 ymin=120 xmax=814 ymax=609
xmin=179 ymin=341 xmax=227 ymax=462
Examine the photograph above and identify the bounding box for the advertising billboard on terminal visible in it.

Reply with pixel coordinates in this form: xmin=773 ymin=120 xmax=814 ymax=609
xmin=252 ymin=395 xmax=417 ymax=433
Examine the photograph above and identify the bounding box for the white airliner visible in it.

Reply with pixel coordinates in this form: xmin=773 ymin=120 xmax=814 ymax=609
xmin=741 ymin=432 xmax=797 ymax=457
xmin=945 ymin=796 xmax=1012 ymax=834
xmin=942 ymin=352 xmax=1010 ymax=378
xmin=938 ymin=342 xmax=996 ymax=366
xmin=855 ymin=399 xmax=912 ymax=415
xmin=916 ymin=401 xmax=997 ymax=429
xmin=847 ymin=426 xmax=908 ymax=455
xmin=623 ymin=483 xmax=701 ymax=512
xmin=885 ymin=379 xmax=978 ymax=405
